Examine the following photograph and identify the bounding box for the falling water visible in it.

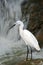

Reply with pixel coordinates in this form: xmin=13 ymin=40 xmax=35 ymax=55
xmin=0 ymin=0 xmax=43 ymax=65
xmin=0 ymin=0 xmax=26 ymax=64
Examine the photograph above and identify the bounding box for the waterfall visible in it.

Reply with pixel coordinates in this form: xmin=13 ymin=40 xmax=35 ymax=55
xmin=0 ymin=0 xmax=23 ymax=37
xmin=0 ymin=0 xmax=25 ymax=57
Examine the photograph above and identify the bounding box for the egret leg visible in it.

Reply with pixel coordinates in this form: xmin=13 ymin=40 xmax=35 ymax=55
xmin=26 ymin=45 xmax=29 ymax=61
xmin=31 ymin=48 xmax=32 ymax=60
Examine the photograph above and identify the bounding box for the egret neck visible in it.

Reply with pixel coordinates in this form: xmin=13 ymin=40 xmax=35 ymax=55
xmin=19 ymin=22 xmax=24 ymax=37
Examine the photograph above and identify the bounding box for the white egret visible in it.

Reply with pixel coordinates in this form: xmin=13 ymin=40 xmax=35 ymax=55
xmin=9 ymin=20 xmax=40 ymax=60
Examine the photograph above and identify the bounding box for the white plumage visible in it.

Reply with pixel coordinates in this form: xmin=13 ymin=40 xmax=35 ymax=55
xmin=16 ymin=20 xmax=40 ymax=51
xmin=14 ymin=20 xmax=40 ymax=60
xmin=20 ymin=29 xmax=40 ymax=51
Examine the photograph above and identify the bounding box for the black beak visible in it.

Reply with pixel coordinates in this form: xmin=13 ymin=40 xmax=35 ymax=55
xmin=7 ymin=24 xmax=16 ymax=34
xmin=9 ymin=24 xmax=16 ymax=30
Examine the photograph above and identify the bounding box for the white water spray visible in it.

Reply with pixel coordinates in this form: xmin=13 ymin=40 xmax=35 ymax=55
xmin=0 ymin=0 xmax=24 ymax=56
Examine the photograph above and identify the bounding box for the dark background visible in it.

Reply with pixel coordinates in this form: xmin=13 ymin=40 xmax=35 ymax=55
xmin=21 ymin=0 xmax=43 ymax=48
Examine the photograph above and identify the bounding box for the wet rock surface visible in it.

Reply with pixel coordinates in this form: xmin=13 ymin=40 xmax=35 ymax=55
xmin=17 ymin=59 xmax=43 ymax=65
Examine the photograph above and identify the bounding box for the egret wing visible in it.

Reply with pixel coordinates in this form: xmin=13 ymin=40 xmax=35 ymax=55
xmin=23 ymin=29 xmax=40 ymax=50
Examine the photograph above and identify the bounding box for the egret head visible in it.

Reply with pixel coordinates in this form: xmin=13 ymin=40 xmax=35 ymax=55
xmin=16 ymin=20 xmax=23 ymax=25
xmin=15 ymin=20 xmax=24 ymax=28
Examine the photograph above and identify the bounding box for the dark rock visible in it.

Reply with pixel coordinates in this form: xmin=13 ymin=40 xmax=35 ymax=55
xmin=21 ymin=0 xmax=43 ymax=47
